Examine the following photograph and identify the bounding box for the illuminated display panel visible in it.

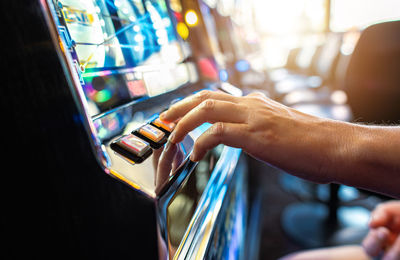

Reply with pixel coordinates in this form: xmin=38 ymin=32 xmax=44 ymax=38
xmin=51 ymin=0 xmax=192 ymax=116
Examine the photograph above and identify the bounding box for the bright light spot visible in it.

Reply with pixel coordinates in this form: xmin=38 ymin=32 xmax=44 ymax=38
xmin=185 ymin=10 xmax=198 ymax=27
xmin=157 ymin=38 xmax=166 ymax=45
xmin=134 ymin=34 xmax=144 ymax=42
xmin=169 ymin=0 xmax=182 ymax=13
xmin=332 ymin=105 xmax=351 ymax=121
xmin=219 ymin=69 xmax=229 ymax=82
xmin=156 ymin=29 xmax=166 ymax=38
xmin=133 ymin=25 xmax=140 ymax=32
xmin=331 ymin=90 xmax=348 ymax=104
xmin=176 ymin=22 xmax=189 ymax=40
xmin=163 ymin=17 xmax=171 ymax=27
xmin=95 ymin=89 xmax=112 ymax=103
xmin=235 ymin=60 xmax=250 ymax=72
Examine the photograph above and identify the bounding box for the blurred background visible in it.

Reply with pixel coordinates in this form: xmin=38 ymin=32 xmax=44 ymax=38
xmin=253 ymin=0 xmax=400 ymax=68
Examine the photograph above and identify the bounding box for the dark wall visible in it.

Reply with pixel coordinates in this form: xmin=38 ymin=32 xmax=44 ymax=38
xmin=1 ymin=1 xmax=158 ymax=259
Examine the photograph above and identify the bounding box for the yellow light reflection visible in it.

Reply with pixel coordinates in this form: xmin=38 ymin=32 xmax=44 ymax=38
xmin=176 ymin=22 xmax=189 ymax=40
xmin=185 ymin=10 xmax=199 ymax=27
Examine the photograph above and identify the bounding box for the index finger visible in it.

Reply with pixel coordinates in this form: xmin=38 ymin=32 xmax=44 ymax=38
xmin=160 ymin=90 xmax=238 ymax=122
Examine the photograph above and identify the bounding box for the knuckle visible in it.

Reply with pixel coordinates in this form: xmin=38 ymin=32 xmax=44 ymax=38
xmin=246 ymin=121 xmax=257 ymax=133
xmin=247 ymin=91 xmax=266 ymax=100
xmin=246 ymin=95 xmax=264 ymax=104
xmin=252 ymin=91 xmax=266 ymax=97
xmin=212 ymin=122 xmax=225 ymax=137
xmin=200 ymin=99 xmax=215 ymax=111
xmin=196 ymin=90 xmax=212 ymax=101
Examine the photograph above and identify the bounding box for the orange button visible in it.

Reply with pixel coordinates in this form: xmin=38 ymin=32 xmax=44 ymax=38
xmin=138 ymin=124 xmax=165 ymax=142
xmin=152 ymin=118 xmax=175 ymax=132
xmin=120 ymin=135 xmax=151 ymax=157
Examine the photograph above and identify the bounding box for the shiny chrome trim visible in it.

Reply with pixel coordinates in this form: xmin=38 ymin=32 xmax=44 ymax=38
xmin=175 ymin=147 xmax=242 ymax=260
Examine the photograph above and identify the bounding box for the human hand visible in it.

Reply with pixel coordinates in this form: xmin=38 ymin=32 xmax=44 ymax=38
xmin=160 ymin=90 xmax=338 ymax=183
xmin=362 ymin=200 xmax=400 ymax=259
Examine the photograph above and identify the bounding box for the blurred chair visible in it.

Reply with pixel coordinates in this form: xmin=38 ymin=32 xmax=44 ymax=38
xmin=345 ymin=21 xmax=400 ymax=124
xmin=279 ymin=28 xmax=362 ymax=108
xmin=273 ymin=32 xmax=343 ymax=100
xmin=268 ymin=36 xmax=324 ymax=90
xmin=268 ymin=47 xmax=302 ymax=83
xmin=280 ymin=20 xmax=400 ymax=249
xmin=281 ymin=43 xmax=354 ymax=107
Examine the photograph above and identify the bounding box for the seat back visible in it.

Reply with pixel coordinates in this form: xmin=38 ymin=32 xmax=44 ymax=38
xmin=314 ymin=32 xmax=343 ymax=82
xmin=345 ymin=20 xmax=400 ymax=123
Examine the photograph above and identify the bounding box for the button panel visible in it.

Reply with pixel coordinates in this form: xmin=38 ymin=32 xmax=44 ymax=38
xmin=133 ymin=124 xmax=167 ymax=149
xmin=110 ymin=134 xmax=152 ymax=164
xmin=151 ymin=117 xmax=176 ymax=134
xmin=139 ymin=124 xmax=165 ymax=142
xmin=110 ymin=114 xmax=176 ymax=164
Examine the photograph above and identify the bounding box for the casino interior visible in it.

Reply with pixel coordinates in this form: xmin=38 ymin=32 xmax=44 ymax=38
xmin=2 ymin=0 xmax=400 ymax=259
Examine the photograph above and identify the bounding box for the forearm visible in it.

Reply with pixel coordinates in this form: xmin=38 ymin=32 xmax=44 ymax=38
xmin=324 ymin=120 xmax=400 ymax=198
xmin=161 ymin=90 xmax=400 ymax=197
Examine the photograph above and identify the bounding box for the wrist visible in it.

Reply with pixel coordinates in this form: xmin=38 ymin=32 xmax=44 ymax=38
xmin=327 ymin=122 xmax=400 ymax=197
xmin=310 ymin=118 xmax=359 ymax=184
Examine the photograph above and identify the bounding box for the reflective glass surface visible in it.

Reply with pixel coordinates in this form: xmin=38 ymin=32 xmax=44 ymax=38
xmin=50 ymin=0 xmax=193 ymax=116
xmin=166 ymin=146 xmax=222 ymax=255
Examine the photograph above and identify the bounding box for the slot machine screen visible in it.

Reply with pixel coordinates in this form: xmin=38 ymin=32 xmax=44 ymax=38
xmin=51 ymin=0 xmax=194 ymax=116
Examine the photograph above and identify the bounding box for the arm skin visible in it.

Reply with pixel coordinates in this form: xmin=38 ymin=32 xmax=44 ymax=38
xmin=160 ymin=90 xmax=400 ymax=198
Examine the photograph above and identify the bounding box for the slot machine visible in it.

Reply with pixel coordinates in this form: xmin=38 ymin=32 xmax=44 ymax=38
xmin=196 ymin=0 xmax=270 ymax=93
xmin=2 ymin=1 xmax=257 ymax=259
